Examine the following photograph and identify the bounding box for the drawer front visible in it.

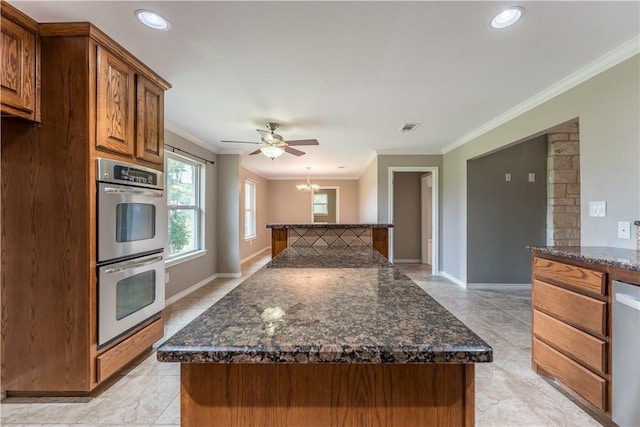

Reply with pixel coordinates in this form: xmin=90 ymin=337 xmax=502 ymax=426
xmin=533 ymin=338 xmax=607 ymax=411
xmin=96 ymin=317 xmax=164 ymax=383
xmin=533 ymin=257 xmax=605 ymax=296
xmin=533 ymin=279 xmax=606 ymax=336
xmin=533 ymin=309 xmax=606 ymax=374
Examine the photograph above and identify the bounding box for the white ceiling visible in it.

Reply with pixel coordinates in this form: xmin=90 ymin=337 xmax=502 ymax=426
xmin=9 ymin=1 xmax=640 ymax=179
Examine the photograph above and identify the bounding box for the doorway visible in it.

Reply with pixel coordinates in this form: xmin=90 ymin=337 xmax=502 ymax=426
xmin=311 ymin=187 xmax=339 ymax=223
xmin=388 ymin=167 xmax=439 ymax=273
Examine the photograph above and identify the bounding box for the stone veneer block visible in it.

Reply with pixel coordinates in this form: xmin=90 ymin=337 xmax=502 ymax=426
xmin=549 ymin=170 xmax=578 ymax=184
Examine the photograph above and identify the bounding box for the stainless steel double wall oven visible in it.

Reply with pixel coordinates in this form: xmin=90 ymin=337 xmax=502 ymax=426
xmin=96 ymin=158 xmax=166 ymax=347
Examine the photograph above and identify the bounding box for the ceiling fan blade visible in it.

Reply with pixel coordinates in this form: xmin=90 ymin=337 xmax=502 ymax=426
xmin=220 ymin=140 xmax=260 ymax=145
xmin=284 ymin=146 xmax=306 ymax=156
xmin=285 ymin=139 xmax=319 ymax=146
xmin=249 ymin=148 xmax=263 ymax=155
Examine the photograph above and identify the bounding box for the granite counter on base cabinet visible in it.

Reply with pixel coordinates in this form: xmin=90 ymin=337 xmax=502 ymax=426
xmin=158 ymin=246 xmax=492 ymax=427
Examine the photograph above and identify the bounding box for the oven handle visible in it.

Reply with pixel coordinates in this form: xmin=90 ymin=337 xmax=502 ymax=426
xmin=103 ymin=187 xmax=164 ymax=198
xmin=103 ymin=255 xmax=164 ymax=274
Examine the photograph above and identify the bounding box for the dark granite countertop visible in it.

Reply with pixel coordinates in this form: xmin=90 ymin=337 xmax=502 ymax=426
xmin=157 ymin=246 xmax=492 ymax=365
xmin=528 ymin=246 xmax=640 ymax=272
xmin=267 ymin=246 xmax=393 ymax=268
xmin=266 ymin=223 xmax=394 ymax=229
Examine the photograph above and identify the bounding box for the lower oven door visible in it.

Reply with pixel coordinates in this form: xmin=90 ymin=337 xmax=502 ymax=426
xmin=98 ymin=252 xmax=165 ymax=347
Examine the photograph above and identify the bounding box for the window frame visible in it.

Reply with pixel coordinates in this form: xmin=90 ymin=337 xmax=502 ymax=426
xmin=244 ymin=179 xmax=257 ymax=240
xmin=165 ymin=151 xmax=205 ymax=262
xmin=313 ymin=192 xmax=329 ymax=216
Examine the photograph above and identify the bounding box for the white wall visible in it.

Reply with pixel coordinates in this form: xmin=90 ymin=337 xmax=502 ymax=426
xmin=358 ymin=156 xmax=378 ymax=223
xmin=268 ymin=179 xmax=359 ymax=224
xmin=442 ymin=54 xmax=640 ymax=284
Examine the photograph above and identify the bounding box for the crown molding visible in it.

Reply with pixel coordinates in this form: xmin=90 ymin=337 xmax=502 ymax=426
xmin=442 ymin=36 xmax=640 ymax=154
xmin=165 ymin=121 xmax=219 ymax=153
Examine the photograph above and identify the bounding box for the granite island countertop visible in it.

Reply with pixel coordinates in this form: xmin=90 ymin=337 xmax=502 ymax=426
xmin=157 ymin=246 xmax=492 ymax=365
xmin=528 ymin=246 xmax=640 ymax=272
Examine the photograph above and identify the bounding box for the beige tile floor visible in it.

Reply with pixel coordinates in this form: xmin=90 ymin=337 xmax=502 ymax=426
xmin=1 ymin=258 xmax=601 ymax=426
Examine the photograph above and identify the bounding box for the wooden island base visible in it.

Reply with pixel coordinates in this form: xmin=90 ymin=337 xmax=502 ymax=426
xmin=180 ymin=363 xmax=475 ymax=426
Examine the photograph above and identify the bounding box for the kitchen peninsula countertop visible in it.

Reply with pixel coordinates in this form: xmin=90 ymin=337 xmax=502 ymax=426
xmin=157 ymin=246 xmax=492 ymax=364
xmin=528 ymin=246 xmax=640 ymax=272
xmin=266 ymin=223 xmax=394 ymax=229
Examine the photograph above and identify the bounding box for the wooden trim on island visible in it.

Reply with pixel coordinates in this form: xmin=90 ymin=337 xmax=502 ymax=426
xmin=180 ymin=363 xmax=475 ymax=427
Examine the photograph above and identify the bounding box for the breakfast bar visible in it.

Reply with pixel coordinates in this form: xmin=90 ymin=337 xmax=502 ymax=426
xmin=157 ymin=244 xmax=492 ymax=426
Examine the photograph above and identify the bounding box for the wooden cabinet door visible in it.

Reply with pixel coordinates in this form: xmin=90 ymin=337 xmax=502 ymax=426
xmin=96 ymin=46 xmax=135 ymax=156
xmin=0 ymin=15 xmax=38 ymax=121
xmin=135 ymin=76 xmax=164 ymax=165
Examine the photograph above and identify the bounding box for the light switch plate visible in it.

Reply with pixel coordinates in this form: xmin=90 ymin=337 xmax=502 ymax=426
xmin=589 ymin=201 xmax=606 ymax=217
xmin=618 ymin=221 xmax=631 ymax=239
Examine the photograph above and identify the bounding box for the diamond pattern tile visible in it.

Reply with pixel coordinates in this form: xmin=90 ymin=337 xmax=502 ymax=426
xmin=289 ymin=227 xmax=373 ymax=248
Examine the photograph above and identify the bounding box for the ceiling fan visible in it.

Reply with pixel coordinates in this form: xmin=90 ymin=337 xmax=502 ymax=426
xmin=221 ymin=122 xmax=319 ymax=159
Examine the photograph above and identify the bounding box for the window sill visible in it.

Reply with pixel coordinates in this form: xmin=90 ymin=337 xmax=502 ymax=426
xmin=245 ymin=235 xmax=257 ymax=242
xmin=166 ymin=249 xmax=208 ymax=268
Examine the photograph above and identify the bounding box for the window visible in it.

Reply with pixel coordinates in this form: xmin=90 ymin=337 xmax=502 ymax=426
xmin=313 ymin=193 xmax=328 ymax=216
xmin=166 ymin=152 xmax=204 ymax=259
xmin=244 ymin=180 xmax=256 ymax=239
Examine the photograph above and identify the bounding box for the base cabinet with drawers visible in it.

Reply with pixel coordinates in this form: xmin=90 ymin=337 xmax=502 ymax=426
xmin=531 ymin=251 xmax=640 ymax=422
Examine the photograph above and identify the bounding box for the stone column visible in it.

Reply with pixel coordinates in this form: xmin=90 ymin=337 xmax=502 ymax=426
xmin=547 ymin=123 xmax=581 ymax=246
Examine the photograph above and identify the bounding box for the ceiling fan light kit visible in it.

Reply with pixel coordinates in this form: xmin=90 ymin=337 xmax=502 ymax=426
xmin=221 ymin=122 xmax=320 ymax=159
xmin=260 ymin=145 xmax=285 ymax=159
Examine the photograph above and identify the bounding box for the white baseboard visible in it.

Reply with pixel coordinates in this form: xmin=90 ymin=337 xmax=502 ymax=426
xmin=165 ymin=273 xmax=219 ymax=307
xmin=440 ymin=271 xmax=467 ymax=289
xmin=466 ymin=283 xmax=532 ymax=290
xmin=241 ymin=246 xmax=270 ymax=264
xmin=217 ymin=272 xmax=242 ymax=279
xmin=393 ymin=258 xmax=422 ymax=264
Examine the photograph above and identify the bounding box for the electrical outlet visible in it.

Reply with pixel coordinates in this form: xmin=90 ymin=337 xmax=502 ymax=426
xmin=589 ymin=201 xmax=606 ymax=217
xmin=165 ymin=272 xmax=170 ymax=283
xmin=505 ymin=173 xmax=511 ymax=182
xmin=528 ymin=173 xmax=535 ymax=182
xmin=618 ymin=221 xmax=631 ymax=239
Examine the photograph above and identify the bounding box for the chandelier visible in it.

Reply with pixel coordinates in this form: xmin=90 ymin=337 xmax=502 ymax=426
xmin=296 ymin=167 xmax=320 ymax=192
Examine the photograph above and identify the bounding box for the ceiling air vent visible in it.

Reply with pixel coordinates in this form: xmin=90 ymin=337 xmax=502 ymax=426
xmin=399 ymin=123 xmax=419 ymax=133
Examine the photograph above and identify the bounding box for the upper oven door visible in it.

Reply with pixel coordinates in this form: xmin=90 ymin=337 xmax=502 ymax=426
xmin=98 ymin=182 xmax=167 ymax=263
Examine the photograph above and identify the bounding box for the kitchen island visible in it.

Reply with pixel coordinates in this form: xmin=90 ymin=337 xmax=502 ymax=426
xmin=267 ymin=223 xmax=394 ymax=258
xmin=157 ymin=246 xmax=492 ymax=426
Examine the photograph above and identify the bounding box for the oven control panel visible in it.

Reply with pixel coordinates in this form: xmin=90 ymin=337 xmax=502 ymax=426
xmin=113 ymin=165 xmax=158 ymax=186
xmin=97 ymin=158 xmax=164 ymax=190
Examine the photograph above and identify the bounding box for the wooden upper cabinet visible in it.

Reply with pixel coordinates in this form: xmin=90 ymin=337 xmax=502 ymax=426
xmin=96 ymin=45 xmax=136 ymax=156
xmin=136 ymin=76 xmax=164 ymax=165
xmin=0 ymin=3 xmax=40 ymax=122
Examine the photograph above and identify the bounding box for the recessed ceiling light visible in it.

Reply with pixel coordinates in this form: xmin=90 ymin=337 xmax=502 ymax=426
xmin=491 ymin=7 xmax=523 ymax=29
xmin=135 ymin=9 xmax=170 ymax=31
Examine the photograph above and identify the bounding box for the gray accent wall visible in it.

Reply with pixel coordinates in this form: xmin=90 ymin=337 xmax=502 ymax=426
xmin=467 ymin=136 xmax=547 ymax=283
xmin=443 ymin=55 xmax=639 ymax=284
xmin=393 ymin=172 xmax=423 ymax=261
xmin=164 ymin=130 xmax=218 ymax=300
